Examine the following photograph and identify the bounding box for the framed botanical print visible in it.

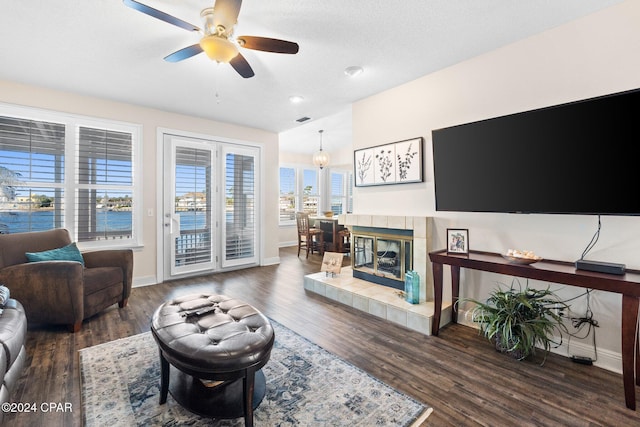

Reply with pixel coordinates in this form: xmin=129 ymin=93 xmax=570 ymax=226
xmin=354 ymin=137 xmax=423 ymax=187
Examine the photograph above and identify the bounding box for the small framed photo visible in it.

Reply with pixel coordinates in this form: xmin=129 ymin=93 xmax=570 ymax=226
xmin=447 ymin=229 xmax=469 ymax=255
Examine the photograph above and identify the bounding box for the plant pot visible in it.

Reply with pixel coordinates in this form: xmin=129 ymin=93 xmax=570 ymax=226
xmin=494 ymin=333 xmax=528 ymax=360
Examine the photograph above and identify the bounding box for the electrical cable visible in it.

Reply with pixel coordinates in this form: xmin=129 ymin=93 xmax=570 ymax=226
xmin=561 ymin=290 xmax=591 ymax=304
xmin=566 ymin=289 xmax=599 ymax=361
xmin=580 ymin=215 xmax=601 ymax=260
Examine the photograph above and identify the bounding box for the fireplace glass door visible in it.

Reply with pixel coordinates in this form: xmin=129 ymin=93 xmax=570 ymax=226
xmin=351 ymin=228 xmax=413 ymax=289
xmin=377 ymin=238 xmax=402 ymax=280
xmin=354 ymin=236 xmax=374 ymax=272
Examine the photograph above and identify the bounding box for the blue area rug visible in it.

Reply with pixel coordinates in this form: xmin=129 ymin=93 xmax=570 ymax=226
xmin=80 ymin=320 xmax=432 ymax=426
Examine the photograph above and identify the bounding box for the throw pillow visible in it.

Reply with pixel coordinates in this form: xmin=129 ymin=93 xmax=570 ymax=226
xmin=25 ymin=242 xmax=85 ymax=266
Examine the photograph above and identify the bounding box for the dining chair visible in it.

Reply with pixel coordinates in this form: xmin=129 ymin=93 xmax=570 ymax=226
xmin=295 ymin=212 xmax=324 ymax=258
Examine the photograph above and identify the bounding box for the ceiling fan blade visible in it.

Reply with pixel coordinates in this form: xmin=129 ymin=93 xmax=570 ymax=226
xmin=123 ymin=0 xmax=200 ymax=32
xmin=230 ymin=53 xmax=255 ymax=78
xmin=213 ymin=0 xmax=243 ymax=30
xmin=164 ymin=44 xmax=203 ymax=62
xmin=237 ymin=36 xmax=299 ymax=54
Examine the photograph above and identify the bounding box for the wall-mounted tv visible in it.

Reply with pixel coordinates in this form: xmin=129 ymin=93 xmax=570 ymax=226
xmin=431 ymin=88 xmax=640 ymax=215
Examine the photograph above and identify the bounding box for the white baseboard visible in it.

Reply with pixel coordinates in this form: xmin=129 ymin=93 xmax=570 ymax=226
xmin=261 ymin=256 xmax=281 ymax=266
xmin=132 ymin=275 xmax=157 ymax=288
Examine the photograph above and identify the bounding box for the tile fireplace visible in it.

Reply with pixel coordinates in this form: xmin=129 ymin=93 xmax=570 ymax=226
xmin=303 ymin=214 xmax=451 ymax=336
xmin=342 ymin=214 xmax=432 ymax=302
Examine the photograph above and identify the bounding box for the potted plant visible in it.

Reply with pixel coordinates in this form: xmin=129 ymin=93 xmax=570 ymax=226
xmin=466 ymin=283 xmax=568 ymax=364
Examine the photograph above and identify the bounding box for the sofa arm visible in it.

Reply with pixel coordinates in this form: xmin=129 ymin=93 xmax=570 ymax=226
xmin=82 ymin=249 xmax=133 ymax=300
xmin=0 ymin=262 xmax=84 ymax=325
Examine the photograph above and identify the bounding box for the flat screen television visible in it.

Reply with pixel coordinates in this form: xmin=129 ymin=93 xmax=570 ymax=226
xmin=431 ymin=88 xmax=640 ymax=215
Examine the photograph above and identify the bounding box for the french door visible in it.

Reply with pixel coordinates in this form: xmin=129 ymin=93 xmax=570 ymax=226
xmin=163 ymin=135 xmax=216 ymax=278
xmin=162 ymin=133 xmax=259 ymax=280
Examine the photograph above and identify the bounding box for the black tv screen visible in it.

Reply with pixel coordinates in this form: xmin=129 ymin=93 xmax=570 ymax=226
xmin=431 ymin=88 xmax=640 ymax=215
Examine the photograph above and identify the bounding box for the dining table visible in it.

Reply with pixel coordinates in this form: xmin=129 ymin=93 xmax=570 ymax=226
xmin=311 ymin=216 xmax=348 ymax=253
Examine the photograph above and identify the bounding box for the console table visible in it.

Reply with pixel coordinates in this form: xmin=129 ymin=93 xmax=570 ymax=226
xmin=429 ymin=249 xmax=640 ymax=410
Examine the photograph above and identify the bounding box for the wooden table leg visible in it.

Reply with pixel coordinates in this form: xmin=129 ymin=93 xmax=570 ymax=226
xmin=451 ymin=265 xmax=460 ymax=324
xmin=432 ymin=262 xmax=443 ymax=336
xmin=621 ymin=294 xmax=639 ymax=410
xmin=244 ymin=367 xmax=256 ymax=427
xmin=637 ymin=327 xmax=640 ymax=387
xmin=159 ymin=350 xmax=170 ymax=404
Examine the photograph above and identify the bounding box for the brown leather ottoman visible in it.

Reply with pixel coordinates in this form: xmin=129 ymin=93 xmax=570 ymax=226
xmin=151 ymin=294 xmax=274 ymax=427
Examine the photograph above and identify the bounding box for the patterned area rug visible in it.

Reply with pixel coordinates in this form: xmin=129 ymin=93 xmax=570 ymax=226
xmin=80 ymin=320 xmax=432 ymax=426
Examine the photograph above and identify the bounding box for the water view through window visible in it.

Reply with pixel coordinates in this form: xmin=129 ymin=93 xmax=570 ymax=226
xmin=0 ymin=210 xmax=208 ymax=236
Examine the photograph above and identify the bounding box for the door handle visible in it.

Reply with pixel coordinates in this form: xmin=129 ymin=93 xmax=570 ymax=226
xmin=170 ymin=215 xmax=180 ymax=235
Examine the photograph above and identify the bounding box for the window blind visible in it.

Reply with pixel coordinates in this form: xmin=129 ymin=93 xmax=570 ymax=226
xmin=302 ymin=168 xmax=318 ymax=214
xmin=77 ymin=127 xmax=133 ymax=241
xmin=279 ymin=167 xmax=296 ymax=222
xmin=225 ymin=152 xmax=255 ymax=261
xmin=173 ymin=147 xmax=212 ymax=267
xmin=330 ymin=172 xmax=344 ymax=215
xmin=0 ymin=116 xmax=65 ymax=233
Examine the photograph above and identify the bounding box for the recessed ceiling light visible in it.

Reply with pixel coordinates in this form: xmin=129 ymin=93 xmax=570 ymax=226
xmin=289 ymin=95 xmax=305 ymax=104
xmin=344 ymin=66 xmax=364 ymax=77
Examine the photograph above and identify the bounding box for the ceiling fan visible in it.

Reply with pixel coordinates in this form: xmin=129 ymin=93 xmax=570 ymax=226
xmin=123 ymin=0 xmax=299 ymax=78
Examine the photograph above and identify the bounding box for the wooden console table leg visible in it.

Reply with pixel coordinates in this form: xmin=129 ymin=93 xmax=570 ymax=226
xmin=621 ymin=294 xmax=639 ymax=410
xmin=451 ymin=265 xmax=460 ymax=324
xmin=432 ymin=262 xmax=443 ymax=336
xmin=637 ymin=327 xmax=640 ymax=387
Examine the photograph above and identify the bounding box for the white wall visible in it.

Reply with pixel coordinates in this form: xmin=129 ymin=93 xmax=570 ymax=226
xmin=0 ymin=80 xmax=280 ymax=285
xmin=352 ymin=0 xmax=640 ymax=372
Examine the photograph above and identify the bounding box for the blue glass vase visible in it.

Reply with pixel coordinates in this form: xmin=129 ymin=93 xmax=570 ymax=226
xmin=404 ymin=270 xmax=419 ymax=304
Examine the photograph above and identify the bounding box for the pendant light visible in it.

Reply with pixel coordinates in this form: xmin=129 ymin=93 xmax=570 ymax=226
xmin=312 ymin=130 xmax=330 ymax=169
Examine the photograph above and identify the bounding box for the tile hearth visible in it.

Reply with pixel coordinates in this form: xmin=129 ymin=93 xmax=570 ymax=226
xmin=304 ymin=266 xmax=452 ymax=336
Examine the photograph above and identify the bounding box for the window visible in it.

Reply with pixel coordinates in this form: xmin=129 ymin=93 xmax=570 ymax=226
xmin=279 ymin=166 xmax=321 ymax=225
xmin=0 ymin=104 xmax=141 ymax=247
xmin=302 ymin=168 xmax=318 ymax=215
xmin=330 ymin=170 xmax=353 ymax=215
xmin=77 ymin=126 xmax=134 ymax=242
xmin=0 ymin=116 xmax=65 ymax=234
xmin=279 ymin=166 xmax=353 ymax=225
xmin=280 ymin=167 xmax=320 ymax=225
xmin=279 ymin=167 xmax=295 ymax=223
xmin=330 ymin=172 xmax=343 ymax=214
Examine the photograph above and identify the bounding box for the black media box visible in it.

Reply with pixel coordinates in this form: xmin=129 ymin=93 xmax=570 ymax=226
xmin=575 ymin=259 xmax=626 ymax=275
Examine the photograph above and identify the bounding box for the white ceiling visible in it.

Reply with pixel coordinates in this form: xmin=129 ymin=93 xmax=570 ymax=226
xmin=0 ymin=0 xmax=625 ymax=154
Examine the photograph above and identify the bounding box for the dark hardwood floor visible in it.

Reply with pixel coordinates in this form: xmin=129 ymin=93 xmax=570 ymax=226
xmin=6 ymin=247 xmax=640 ymax=426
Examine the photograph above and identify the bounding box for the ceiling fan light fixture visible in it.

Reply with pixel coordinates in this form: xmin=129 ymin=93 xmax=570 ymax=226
xmin=199 ymin=35 xmax=239 ymax=63
xmin=126 ymin=1 xmax=299 ymax=77
xmin=312 ymin=130 xmax=330 ymax=169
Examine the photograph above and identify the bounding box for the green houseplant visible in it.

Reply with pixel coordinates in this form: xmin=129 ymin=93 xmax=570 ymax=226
xmin=466 ymin=283 xmax=569 ymax=364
